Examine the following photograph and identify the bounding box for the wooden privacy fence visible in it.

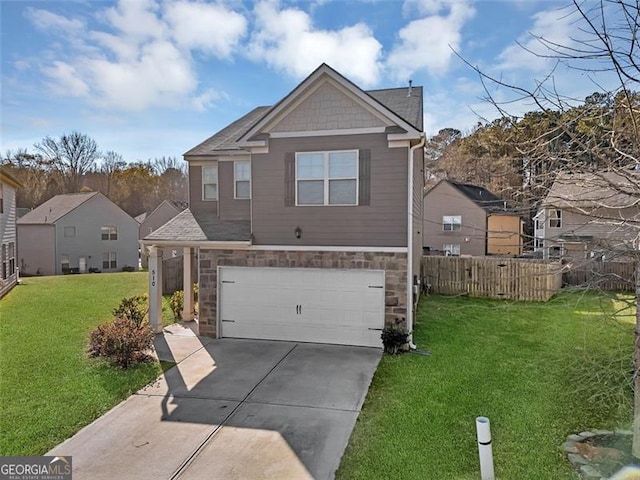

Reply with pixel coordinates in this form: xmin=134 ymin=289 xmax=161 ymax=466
xmin=421 ymin=256 xmax=563 ymax=301
xmin=562 ymin=261 xmax=635 ymax=292
xmin=162 ymin=255 xmax=197 ymax=294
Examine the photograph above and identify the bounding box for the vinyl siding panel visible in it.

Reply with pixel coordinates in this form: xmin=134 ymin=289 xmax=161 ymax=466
xmin=412 ymin=148 xmax=423 ymax=276
xmin=252 ymin=134 xmax=408 ymax=247
xmin=423 ymin=181 xmax=487 ymax=256
xmin=17 ymin=224 xmax=56 ymax=276
xmin=0 ymin=182 xmax=18 ymax=296
xmin=189 ymin=164 xmax=218 ymax=216
xmin=218 ymin=161 xmax=250 ymax=221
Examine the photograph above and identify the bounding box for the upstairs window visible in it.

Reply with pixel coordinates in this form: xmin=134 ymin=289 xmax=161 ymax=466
xmin=548 ymin=209 xmax=562 ymax=228
xmin=202 ymin=165 xmax=218 ymax=201
xmin=443 ymin=215 xmax=462 ymax=231
xmin=296 ymin=151 xmax=358 ymax=206
xmin=64 ymin=226 xmax=76 ymax=237
xmin=101 ymin=226 xmax=117 ymax=240
xmin=234 ymin=161 xmax=251 ymax=199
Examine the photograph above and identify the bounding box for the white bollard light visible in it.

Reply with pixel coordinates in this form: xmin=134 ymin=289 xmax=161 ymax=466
xmin=476 ymin=416 xmax=495 ymax=480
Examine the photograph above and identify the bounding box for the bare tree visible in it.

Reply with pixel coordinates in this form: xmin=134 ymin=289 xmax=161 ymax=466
xmin=100 ymin=150 xmax=126 ymax=198
xmin=459 ymin=0 xmax=640 ymax=457
xmin=34 ymin=131 xmax=100 ymax=193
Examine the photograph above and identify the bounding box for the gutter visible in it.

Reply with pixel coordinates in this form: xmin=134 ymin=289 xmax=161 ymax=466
xmin=139 ymin=239 xmax=252 ymax=249
xmin=407 ymin=133 xmax=426 ymax=350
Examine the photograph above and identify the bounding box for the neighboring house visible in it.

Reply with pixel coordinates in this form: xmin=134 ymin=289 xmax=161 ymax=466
xmin=534 ymin=171 xmax=640 ymax=260
xmin=137 ymin=200 xmax=188 ymax=268
xmin=17 ymin=192 xmax=139 ymax=275
xmin=423 ymin=180 xmax=523 ymax=256
xmin=0 ymin=167 xmax=23 ymax=298
xmin=141 ymin=63 xmax=425 ymax=348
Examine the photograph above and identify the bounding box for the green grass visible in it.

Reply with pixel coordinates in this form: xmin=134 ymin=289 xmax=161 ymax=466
xmin=0 ymin=272 xmax=174 ymax=456
xmin=338 ymin=292 xmax=634 ymax=480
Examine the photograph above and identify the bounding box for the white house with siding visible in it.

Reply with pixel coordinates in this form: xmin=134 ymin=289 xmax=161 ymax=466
xmin=17 ymin=192 xmax=139 ymax=276
xmin=0 ymin=167 xmax=22 ymax=297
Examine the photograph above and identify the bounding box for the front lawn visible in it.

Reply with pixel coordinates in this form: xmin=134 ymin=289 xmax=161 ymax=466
xmin=0 ymin=273 xmax=173 ymax=456
xmin=338 ymin=292 xmax=634 ymax=479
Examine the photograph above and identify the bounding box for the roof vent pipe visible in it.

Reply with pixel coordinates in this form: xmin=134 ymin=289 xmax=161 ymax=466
xmin=407 ymin=80 xmax=413 ymax=97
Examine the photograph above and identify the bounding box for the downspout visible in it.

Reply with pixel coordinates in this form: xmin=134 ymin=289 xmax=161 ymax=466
xmin=407 ymin=133 xmax=425 ymax=349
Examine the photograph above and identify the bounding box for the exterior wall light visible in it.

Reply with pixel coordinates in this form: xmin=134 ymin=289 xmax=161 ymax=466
xmin=295 ymin=226 xmax=302 ymax=239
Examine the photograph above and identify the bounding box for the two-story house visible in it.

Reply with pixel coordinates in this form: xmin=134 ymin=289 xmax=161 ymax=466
xmin=0 ymin=167 xmax=23 ymax=297
xmin=423 ymin=180 xmax=523 ymax=256
xmin=534 ymin=171 xmax=640 ymax=259
xmin=17 ymin=192 xmax=139 ymax=275
xmin=141 ymin=64 xmax=425 ymax=349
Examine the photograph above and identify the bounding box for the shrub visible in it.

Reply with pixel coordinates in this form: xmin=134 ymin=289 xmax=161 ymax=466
xmin=112 ymin=295 xmax=148 ymax=328
xmin=381 ymin=324 xmax=409 ymax=354
xmin=169 ymin=290 xmax=184 ymax=320
xmin=88 ymin=317 xmax=154 ymax=368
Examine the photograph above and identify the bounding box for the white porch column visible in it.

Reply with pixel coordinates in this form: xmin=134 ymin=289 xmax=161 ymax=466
xmin=182 ymin=247 xmax=194 ymax=321
xmin=148 ymin=246 xmax=164 ymax=333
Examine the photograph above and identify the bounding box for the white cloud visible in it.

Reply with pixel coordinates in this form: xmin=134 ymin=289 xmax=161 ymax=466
xmin=21 ymin=0 xmax=248 ymax=112
xmin=388 ymin=1 xmax=476 ymax=79
xmin=42 ymin=61 xmax=90 ymax=97
xmin=25 ymin=7 xmax=84 ymax=33
xmin=248 ymin=1 xmax=383 ymax=86
xmin=86 ymin=41 xmax=196 ymax=110
xmin=497 ymin=7 xmax=579 ymax=72
xmin=165 ymin=1 xmax=247 ymax=57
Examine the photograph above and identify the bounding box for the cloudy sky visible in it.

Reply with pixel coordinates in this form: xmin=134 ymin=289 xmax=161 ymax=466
xmin=0 ymin=0 xmax=619 ymax=162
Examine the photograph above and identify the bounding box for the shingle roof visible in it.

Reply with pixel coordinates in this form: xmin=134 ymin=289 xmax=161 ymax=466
xmin=367 ymin=87 xmax=423 ymax=131
xmin=543 ymin=171 xmax=640 ymax=209
xmin=184 ymin=86 xmax=423 ymax=157
xmin=184 ymin=106 xmax=271 ymax=156
xmin=17 ymin=192 xmax=99 ymax=224
xmin=144 ymin=209 xmax=251 ymax=243
xmin=448 ymin=181 xmax=516 ymax=214
xmin=134 ymin=212 xmax=148 ymax=223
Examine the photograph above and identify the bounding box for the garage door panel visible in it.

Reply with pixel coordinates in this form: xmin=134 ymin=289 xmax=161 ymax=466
xmin=219 ymin=267 xmax=385 ymax=348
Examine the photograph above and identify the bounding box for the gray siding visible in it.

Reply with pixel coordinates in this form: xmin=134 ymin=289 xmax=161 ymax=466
xmin=218 ymin=161 xmax=251 ymax=221
xmin=55 ymin=194 xmax=139 ymax=273
xmin=412 ymin=148 xmax=423 ymax=278
xmin=1 ymin=182 xmax=18 ymax=296
xmin=17 ymin=224 xmax=56 ymax=275
xmin=423 ymin=181 xmax=487 ymax=256
xmin=189 ymin=165 xmax=218 ymax=216
xmin=252 ymin=134 xmax=408 ymax=247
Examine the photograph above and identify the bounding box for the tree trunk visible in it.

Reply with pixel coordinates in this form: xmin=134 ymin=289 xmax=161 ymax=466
xmin=633 ymin=259 xmax=640 ymax=459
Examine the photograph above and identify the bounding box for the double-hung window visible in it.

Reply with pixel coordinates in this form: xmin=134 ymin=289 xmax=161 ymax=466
xmin=548 ymin=209 xmax=562 ymax=228
xmin=101 ymin=226 xmax=117 ymax=240
xmin=202 ymin=165 xmax=218 ymax=201
xmin=443 ymin=215 xmax=462 ymax=231
xmin=443 ymin=244 xmax=461 ymax=256
xmin=234 ymin=161 xmax=251 ymax=199
xmin=103 ymin=252 xmax=117 ymax=269
xmin=296 ymin=150 xmax=358 ymax=206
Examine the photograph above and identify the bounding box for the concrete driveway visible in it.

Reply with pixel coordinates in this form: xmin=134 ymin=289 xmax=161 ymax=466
xmin=48 ymin=323 xmax=381 ymax=480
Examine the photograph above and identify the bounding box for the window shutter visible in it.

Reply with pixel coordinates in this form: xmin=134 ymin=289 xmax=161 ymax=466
xmin=358 ymin=149 xmax=371 ymax=206
xmin=285 ymin=152 xmax=295 ymax=207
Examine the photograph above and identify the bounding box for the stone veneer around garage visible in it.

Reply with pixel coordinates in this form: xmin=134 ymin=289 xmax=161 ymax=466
xmin=197 ymin=249 xmax=408 ymax=338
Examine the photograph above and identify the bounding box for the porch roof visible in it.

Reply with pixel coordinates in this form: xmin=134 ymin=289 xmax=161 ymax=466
xmin=143 ymin=209 xmax=251 ymax=243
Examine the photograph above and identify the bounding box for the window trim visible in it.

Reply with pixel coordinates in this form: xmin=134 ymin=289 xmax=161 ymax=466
xmin=202 ymin=165 xmax=218 ymax=201
xmin=548 ymin=209 xmax=562 ymax=228
xmin=234 ymin=160 xmax=251 ymax=200
xmin=442 ymin=215 xmax=462 ymax=231
xmin=64 ymin=226 xmax=76 ymax=238
xmin=295 ymin=150 xmax=359 ymax=206
xmin=443 ymin=244 xmax=461 ymax=256
xmin=102 ymin=252 xmax=117 ymax=270
xmin=101 ymin=226 xmax=117 ymax=241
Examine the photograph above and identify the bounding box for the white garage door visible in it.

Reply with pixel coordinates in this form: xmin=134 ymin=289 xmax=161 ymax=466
xmin=218 ymin=267 xmax=385 ymax=348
